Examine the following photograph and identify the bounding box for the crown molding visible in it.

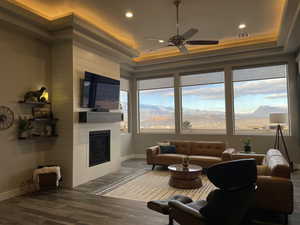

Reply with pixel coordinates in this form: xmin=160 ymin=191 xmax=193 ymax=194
xmin=0 ymin=2 xmax=138 ymax=65
xmin=0 ymin=0 xmax=299 ymax=76
xmin=132 ymin=42 xmax=285 ymax=76
xmin=133 ymin=51 xmax=293 ymax=79
xmin=278 ymin=0 xmax=300 ymax=52
xmin=0 ymin=4 xmax=52 ymax=41
xmin=134 ymin=40 xmax=277 ymax=67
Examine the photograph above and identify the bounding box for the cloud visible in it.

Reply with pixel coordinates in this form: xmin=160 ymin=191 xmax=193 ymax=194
xmin=141 ymin=89 xmax=174 ymax=95
xmin=180 ymin=78 xmax=287 ymax=100
xmin=182 ymin=85 xmax=224 ymax=100
xmin=140 ymin=78 xmax=288 ymax=101
xmin=234 ymin=79 xmax=287 ymax=97
xmin=265 ymin=93 xmax=287 ymax=99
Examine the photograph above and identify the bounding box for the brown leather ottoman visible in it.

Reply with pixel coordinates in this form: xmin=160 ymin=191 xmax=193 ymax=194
xmin=147 ymin=195 xmax=193 ymax=225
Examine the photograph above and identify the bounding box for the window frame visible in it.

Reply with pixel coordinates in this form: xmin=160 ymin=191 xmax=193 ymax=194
xmin=179 ymin=78 xmax=227 ymax=135
xmin=137 ymin=77 xmax=176 ymax=134
xmin=120 ymin=77 xmax=131 ymax=134
xmin=134 ymin=62 xmax=292 ymax=137
xmin=231 ymin=63 xmax=291 ymax=136
xmin=120 ymin=89 xmax=129 ymax=133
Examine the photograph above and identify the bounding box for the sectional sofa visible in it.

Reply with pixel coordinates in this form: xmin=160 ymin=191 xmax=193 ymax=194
xmin=146 ymin=140 xmax=230 ymax=169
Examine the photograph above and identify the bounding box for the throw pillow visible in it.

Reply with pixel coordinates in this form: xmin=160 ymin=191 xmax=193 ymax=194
xmin=160 ymin=145 xmax=176 ymax=154
xmin=157 ymin=142 xmax=170 ymax=146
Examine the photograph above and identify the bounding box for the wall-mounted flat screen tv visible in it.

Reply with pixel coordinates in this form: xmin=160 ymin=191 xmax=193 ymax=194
xmin=81 ymin=72 xmax=120 ymax=110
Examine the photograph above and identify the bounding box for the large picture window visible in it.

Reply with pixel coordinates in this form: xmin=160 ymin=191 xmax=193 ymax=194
xmin=180 ymin=71 xmax=226 ymax=133
xmin=138 ymin=77 xmax=175 ymax=133
xmin=233 ymin=64 xmax=289 ymax=135
xmin=120 ymin=78 xmax=129 ymax=132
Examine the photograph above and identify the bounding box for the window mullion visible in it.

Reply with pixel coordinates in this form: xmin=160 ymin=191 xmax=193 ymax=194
xmin=174 ymin=73 xmax=181 ymax=134
xmin=224 ymin=66 xmax=234 ymax=136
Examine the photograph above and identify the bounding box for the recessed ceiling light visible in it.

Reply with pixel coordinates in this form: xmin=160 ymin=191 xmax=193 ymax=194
xmin=158 ymin=40 xmax=165 ymax=43
xmin=238 ymin=23 xmax=246 ymax=29
xmin=125 ymin=11 xmax=133 ymax=18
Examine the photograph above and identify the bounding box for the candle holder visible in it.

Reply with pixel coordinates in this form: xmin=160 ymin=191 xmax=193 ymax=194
xmin=182 ymin=156 xmax=189 ymax=170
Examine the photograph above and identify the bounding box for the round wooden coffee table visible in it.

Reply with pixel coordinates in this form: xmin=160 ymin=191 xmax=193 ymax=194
xmin=168 ymin=164 xmax=203 ymax=189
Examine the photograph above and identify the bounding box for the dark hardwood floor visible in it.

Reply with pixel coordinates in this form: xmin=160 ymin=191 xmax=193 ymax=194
xmin=0 ymin=159 xmax=299 ymax=225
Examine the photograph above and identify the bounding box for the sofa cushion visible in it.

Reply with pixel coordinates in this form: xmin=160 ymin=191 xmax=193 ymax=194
xmin=264 ymin=149 xmax=282 ymax=164
xmin=160 ymin=145 xmax=176 ymax=154
xmin=190 ymin=141 xmax=225 ymax=157
xmin=257 ymin=165 xmax=270 ymax=176
xmin=264 ymin=149 xmax=290 ymax=179
xmin=169 ymin=141 xmax=191 ymax=155
xmin=154 ymin=154 xmax=185 ymax=165
xmin=189 ymin=155 xmax=222 ymax=168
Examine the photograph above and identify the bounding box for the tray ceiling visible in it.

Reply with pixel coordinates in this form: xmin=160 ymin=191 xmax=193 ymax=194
xmin=9 ymin=0 xmax=286 ymax=60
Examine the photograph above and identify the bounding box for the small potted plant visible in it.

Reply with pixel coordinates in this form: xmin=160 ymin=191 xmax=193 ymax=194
xmin=182 ymin=156 xmax=190 ymax=170
xmin=244 ymin=138 xmax=252 ymax=153
xmin=18 ymin=116 xmax=33 ymax=139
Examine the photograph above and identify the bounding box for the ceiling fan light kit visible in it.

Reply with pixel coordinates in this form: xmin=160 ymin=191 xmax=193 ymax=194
xmin=157 ymin=0 xmax=219 ymax=54
xmin=145 ymin=0 xmax=219 ymax=54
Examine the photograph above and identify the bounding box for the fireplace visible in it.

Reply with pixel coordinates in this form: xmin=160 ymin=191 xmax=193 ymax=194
xmin=89 ymin=130 xmax=110 ymax=167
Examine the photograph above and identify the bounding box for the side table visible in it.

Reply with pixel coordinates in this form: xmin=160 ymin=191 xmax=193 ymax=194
xmin=231 ymin=151 xmax=265 ymax=165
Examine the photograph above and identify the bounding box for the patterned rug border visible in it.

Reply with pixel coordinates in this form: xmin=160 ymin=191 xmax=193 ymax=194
xmin=99 ymin=170 xmax=216 ymax=203
xmin=96 ymin=170 xmax=284 ymax=225
xmin=94 ymin=169 xmax=148 ymax=196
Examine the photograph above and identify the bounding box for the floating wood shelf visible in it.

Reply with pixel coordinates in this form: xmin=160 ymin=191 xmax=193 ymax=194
xmin=30 ymin=118 xmax=59 ymax=122
xmin=18 ymin=99 xmax=58 ymax=139
xmin=79 ymin=111 xmax=123 ymax=123
xmin=18 ymin=101 xmax=51 ymax=105
xmin=18 ymin=135 xmax=58 ymax=140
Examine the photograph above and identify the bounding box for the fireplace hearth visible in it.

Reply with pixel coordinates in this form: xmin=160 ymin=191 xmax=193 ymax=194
xmin=89 ymin=130 xmax=110 ymax=167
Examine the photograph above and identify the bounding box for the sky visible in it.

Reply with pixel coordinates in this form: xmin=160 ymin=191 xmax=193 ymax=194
xmin=139 ymin=78 xmax=288 ymax=114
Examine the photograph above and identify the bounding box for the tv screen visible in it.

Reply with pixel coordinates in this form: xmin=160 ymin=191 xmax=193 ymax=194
xmin=81 ymin=72 xmax=120 ymax=110
xmin=95 ymin=82 xmax=119 ymax=109
xmin=81 ymin=80 xmax=91 ymax=108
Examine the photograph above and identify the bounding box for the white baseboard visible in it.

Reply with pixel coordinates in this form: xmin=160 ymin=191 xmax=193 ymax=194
xmin=0 ymin=188 xmax=25 ymax=202
xmin=121 ymin=154 xmax=136 ymax=162
xmin=0 ymin=184 xmax=34 ymax=202
xmin=121 ymin=154 xmax=146 ymax=161
xmin=134 ymin=154 xmax=146 ymax=159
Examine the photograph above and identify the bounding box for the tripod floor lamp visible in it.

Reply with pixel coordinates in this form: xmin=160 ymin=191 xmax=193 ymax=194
xmin=269 ymin=113 xmax=294 ymax=171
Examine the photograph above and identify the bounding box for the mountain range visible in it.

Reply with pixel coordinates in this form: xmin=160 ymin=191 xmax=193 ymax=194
xmin=140 ymin=104 xmax=287 ymax=118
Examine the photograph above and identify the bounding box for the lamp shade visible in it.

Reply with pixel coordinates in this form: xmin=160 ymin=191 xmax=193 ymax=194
xmin=269 ymin=113 xmax=288 ymax=124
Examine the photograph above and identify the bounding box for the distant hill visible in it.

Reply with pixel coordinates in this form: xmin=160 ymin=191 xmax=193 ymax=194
xmin=140 ymin=104 xmax=287 ymax=118
xmin=251 ymin=105 xmax=287 ymax=117
xmin=140 ymin=104 xmax=174 ymax=116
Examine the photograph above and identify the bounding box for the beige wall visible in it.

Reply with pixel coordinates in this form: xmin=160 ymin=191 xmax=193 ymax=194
xmin=0 ymin=27 xmax=51 ymax=195
xmin=121 ymin=133 xmax=134 ymax=158
xmin=72 ymin=43 xmax=121 ymax=187
xmin=46 ymin=41 xmax=74 ymax=188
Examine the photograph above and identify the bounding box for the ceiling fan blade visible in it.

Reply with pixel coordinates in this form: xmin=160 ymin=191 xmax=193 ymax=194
xmin=145 ymin=37 xmax=166 ymax=42
xmin=186 ymin=40 xmax=219 ymax=45
xmin=177 ymin=45 xmax=189 ymax=54
xmin=168 ymin=42 xmax=176 ymax=46
xmin=182 ymin=28 xmax=199 ymax=40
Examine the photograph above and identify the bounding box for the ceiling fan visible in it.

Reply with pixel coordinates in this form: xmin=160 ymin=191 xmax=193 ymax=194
xmin=149 ymin=0 xmax=219 ymax=54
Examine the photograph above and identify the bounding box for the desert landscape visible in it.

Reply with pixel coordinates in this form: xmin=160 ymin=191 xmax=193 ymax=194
xmin=139 ymin=104 xmax=289 ymax=134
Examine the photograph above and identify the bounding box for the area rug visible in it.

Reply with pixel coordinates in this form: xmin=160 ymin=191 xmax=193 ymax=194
xmin=98 ymin=170 xmax=216 ymax=202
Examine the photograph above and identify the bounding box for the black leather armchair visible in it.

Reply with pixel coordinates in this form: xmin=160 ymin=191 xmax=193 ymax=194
xmin=169 ymin=159 xmax=257 ymax=225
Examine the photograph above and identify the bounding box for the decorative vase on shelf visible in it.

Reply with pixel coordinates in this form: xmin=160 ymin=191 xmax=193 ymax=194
xmin=18 ymin=116 xmax=33 ymax=139
xmin=182 ymin=156 xmax=189 ymax=169
xmin=244 ymin=138 xmax=252 ymax=153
